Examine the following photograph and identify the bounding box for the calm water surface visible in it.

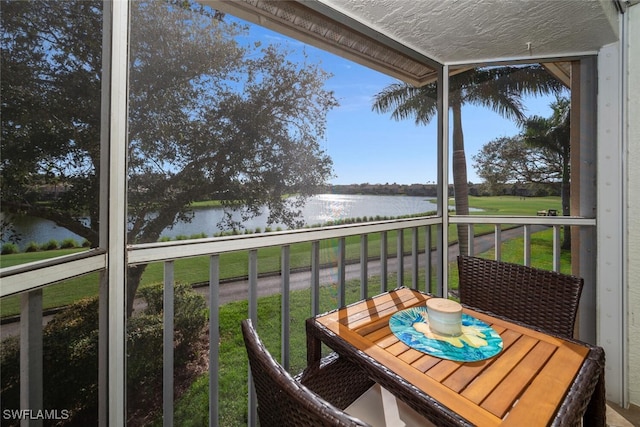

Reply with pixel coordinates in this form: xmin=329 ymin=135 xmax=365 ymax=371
xmin=4 ymin=194 xmax=439 ymax=249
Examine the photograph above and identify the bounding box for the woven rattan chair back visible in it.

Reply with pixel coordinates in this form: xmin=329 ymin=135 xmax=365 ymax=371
xmin=457 ymin=256 xmax=584 ymax=338
xmin=241 ymin=319 xmax=369 ymax=427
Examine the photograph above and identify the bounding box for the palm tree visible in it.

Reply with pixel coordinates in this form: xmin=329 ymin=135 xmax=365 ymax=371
xmin=522 ymin=96 xmax=571 ymax=249
xmin=372 ymin=65 xmax=564 ymax=255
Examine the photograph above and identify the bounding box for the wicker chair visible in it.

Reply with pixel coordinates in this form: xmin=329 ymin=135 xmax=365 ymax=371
xmin=457 ymin=255 xmax=584 ymax=338
xmin=241 ymin=319 xmax=372 ymax=426
xmin=458 ymin=257 xmax=606 ymax=426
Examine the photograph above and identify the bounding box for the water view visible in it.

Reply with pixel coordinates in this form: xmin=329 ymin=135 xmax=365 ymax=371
xmin=3 ymin=194 xmax=439 ymax=249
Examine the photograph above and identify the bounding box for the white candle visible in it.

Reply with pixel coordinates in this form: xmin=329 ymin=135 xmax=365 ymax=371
xmin=426 ymin=298 xmax=463 ymax=336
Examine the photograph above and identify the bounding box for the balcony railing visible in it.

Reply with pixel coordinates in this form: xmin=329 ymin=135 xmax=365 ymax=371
xmin=0 ymin=214 xmax=595 ymax=426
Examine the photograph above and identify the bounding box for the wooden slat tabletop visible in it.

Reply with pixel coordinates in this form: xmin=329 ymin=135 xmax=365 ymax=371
xmin=311 ymin=287 xmax=590 ymax=426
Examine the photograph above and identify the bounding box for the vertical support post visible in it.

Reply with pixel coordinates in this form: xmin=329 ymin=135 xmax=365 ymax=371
xmin=247 ymin=249 xmax=258 ymax=427
xmin=467 ymin=224 xmax=474 ymax=257
xmin=412 ymin=228 xmax=419 ymax=290
xmin=311 ymin=241 xmax=320 ymax=316
xmin=523 ymin=225 xmax=532 ymax=266
xmin=281 ymin=246 xmax=291 ymax=370
xmin=20 ymin=290 xmax=43 ymax=427
xmin=106 ymin=1 xmax=130 ymax=425
xmin=438 ymin=64 xmax=450 ymax=299
xmin=425 ymin=226 xmax=432 ymax=293
xmin=494 ymin=225 xmax=502 ymax=261
xmin=397 ymin=230 xmax=404 ymax=287
xmin=163 ymin=261 xmax=175 ymax=427
xmin=98 ymin=1 xmax=112 ymax=423
xmin=98 ymin=271 xmax=108 ymax=427
xmin=436 ymin=222 xmax=444 ymax=298
xmin=597 ymin=44 xmax=624 ymax=403
xmin=570 ymin=60 xmax=582 ymax=277
xmin=209 ymin=255 xmax=220 ymax=427
xmin=338 ymin=238 xmax=346 ymax=307
xmin=360 ymin=235 xmax=368 ymax=299
xmin=553 ymin=225 xmax=562 ymax=272
xmin=248 ymin=250 xmax=258 ymax=322
xmin=380 ymin=232 xmax=388 ymax=292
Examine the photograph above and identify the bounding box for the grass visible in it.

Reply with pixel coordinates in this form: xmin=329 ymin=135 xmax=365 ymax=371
xmin=0 ymin=195 xmax=562 ymax=318
xmin=170 ymin=225 xmax=571 ymax=426
xmin=0 ymin=195 xmax=570 ymax=425
xmin=163 ymin=275 xmax=414 ymax=427
xmin=0 ymin=231 xmax=434 ymax=317
xmin=188 ymin=200 xmax=224 ymax=208
xmin=466 ymin=195 xmax=561 ymax=216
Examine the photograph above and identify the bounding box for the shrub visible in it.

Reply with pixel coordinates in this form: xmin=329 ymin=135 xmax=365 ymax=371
xmin=138 ymin=283 xmax=208 ymax=365
xmin=0 ymin=297 xmax=100 ymax=425
xmin=0 ymin=284 xmax=207 ymax=426
xmin=82 ymin=239 xmax=92 ymax=247
xmin=25 ymin=241 xmax=40 ymax=252
xmin=0 ymin=336 xmax=20 ymax=405
xmin=1 ymin=243 xmax=19 ymax=254
xmin=61 ymin=238 xmax=78 ymax=248
xmin=127 ymin=313 xmax=163 ymax=396
xmin=42 ymin=239 xmax=59 ymax=250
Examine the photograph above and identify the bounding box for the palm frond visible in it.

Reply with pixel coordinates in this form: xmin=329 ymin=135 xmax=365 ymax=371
xmin=372 ymin=82 xmax=438 ymax=125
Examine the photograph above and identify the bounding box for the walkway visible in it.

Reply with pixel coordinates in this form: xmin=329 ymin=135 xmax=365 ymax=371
xmin=0 ymin=225 xmax=546 ymax=339
xmin=204 ymin=225 xmax=546 ymax=305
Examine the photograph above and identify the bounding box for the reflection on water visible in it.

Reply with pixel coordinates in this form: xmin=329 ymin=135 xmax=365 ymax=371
xmin=1 ymin=212 xmax=85 ymax=250
xmin=303 ymin=194 xmax=437 ymax=224
xmin=3 ymin=194 xmax=440 ymax=248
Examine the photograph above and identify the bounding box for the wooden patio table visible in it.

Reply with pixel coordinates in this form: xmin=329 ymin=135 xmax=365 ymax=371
xmin=306 ymin=287 xmax=605 ymax=426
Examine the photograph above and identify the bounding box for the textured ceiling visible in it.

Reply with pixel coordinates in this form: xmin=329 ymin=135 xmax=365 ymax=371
xmin=316 ymin=0 xmax=620 ymax=65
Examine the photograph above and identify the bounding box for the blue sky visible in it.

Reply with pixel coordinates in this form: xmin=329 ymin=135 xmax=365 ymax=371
xmin=242 ymin=20 xmax=558 ymax=185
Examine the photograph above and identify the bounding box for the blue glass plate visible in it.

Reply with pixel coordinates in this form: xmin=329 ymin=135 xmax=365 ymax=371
xmin=389 ymin=307 xmax=503 ymax=362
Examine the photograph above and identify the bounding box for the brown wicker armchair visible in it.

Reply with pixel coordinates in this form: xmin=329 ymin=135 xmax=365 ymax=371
xmin=457 ymin=255 xmax=584 ymax=338
xmin=458 ymin=257 xmax=606 ymax=426
xmin=241 ymin=319 xmax=372 ymax=426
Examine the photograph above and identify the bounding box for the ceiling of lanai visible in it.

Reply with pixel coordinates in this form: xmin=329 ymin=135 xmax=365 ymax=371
xmin=314 ymin=0 xmax=620 ymax=65
xmin=213 ymin=0 xmax=620 ymax=87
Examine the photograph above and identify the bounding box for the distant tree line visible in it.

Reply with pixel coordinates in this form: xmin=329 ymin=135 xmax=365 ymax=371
xmin=322 ymin=182 xmax=561 ymax=198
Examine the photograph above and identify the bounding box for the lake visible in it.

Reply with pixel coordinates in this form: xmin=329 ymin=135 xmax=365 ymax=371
xmin=3 ymin=194 xmax=440 ymax=249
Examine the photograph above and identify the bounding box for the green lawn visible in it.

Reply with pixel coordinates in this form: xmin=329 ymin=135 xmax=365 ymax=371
xmin=0 ymin=195 xmax=562 ymax=318
xmin=466 ymin=195 xmax=561 ymax=216
xmin=0 ymin=230 xmax=433 ymax=317
xmin=170 ymin=224 xmax=571 ymax=426
xmin=1 ymin=195 xmax=570 ymax=425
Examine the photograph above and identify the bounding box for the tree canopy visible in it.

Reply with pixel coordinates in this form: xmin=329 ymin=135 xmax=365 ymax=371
xmin=1 ymin=0 xmax=337 ymax=248
xmin=473 ymin=97 xmax=570 ymax=199
xmin=372 ymin=66 xmax=563 ymax=255
xmin=473 ymin=135 xmax=563 ymax=190
xmin=2 ymin=0 xmax=338 ymax=314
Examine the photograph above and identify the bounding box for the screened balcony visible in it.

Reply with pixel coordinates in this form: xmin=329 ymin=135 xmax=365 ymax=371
xmin=1 ymin=0 xmax=637 ymax=425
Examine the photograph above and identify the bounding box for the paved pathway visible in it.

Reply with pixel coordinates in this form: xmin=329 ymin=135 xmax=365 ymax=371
xmin=0 ymin=225 xmax=547 ymax=339
xmin=202 ymin=225 xmax=546 ymax=304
